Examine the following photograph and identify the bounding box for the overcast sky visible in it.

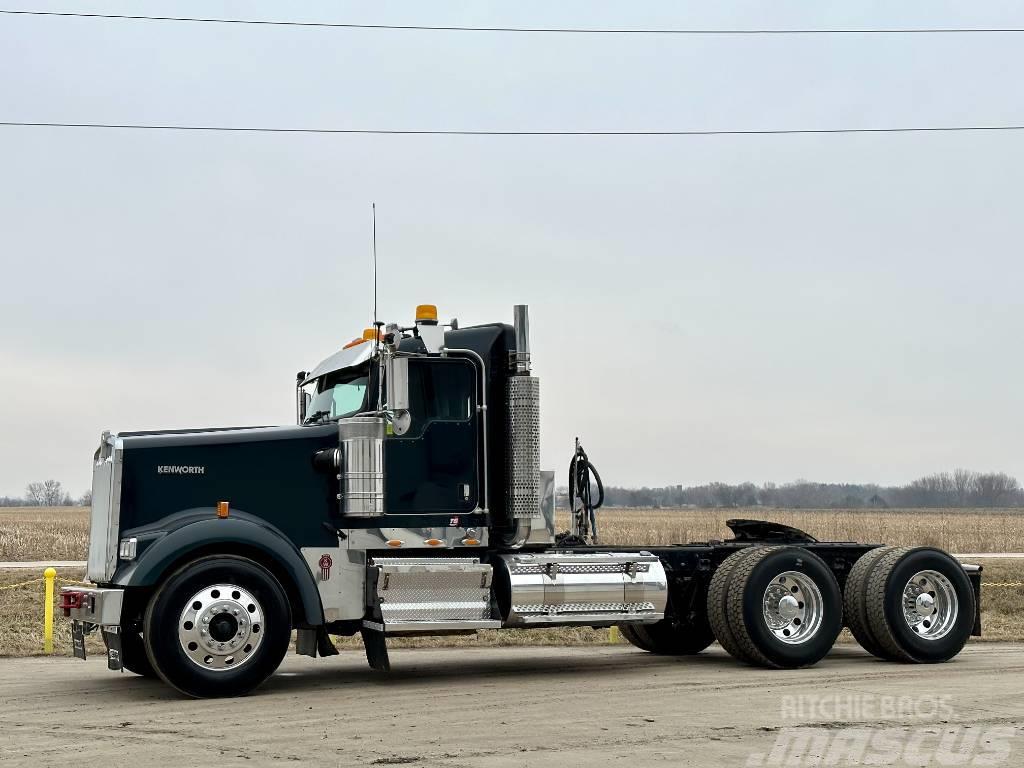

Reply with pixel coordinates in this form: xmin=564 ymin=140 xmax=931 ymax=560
xmin=1 ymin=1 xmax=1022 ymax=497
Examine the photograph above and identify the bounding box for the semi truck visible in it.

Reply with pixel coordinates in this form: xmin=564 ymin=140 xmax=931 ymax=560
xmin=60 ymin=304 xmax=983 ymax=698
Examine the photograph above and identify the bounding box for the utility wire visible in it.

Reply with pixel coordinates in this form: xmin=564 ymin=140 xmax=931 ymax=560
xmin=1 ymin=121 xmax=1024 ymax=137
xmin=1 ymin=10 xmax=1023 ymax=35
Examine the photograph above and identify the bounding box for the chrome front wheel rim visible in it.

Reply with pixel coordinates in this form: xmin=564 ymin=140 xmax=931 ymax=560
xmin=178 ymin=584 xmax=264 ymax=671
xmin=762 ymin=571 xmax=824 ymax=645
xmin=902 ymin=570 xmax=958 ymax=641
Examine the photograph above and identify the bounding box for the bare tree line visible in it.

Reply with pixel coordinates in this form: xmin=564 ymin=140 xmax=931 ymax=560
xmin=4 ymin=469 xmax=1023 ymax=510
xmin=575 ymin=470 xmax=1024 ymax=510
xmin=0 ymin=480 xmax=88 ymax=508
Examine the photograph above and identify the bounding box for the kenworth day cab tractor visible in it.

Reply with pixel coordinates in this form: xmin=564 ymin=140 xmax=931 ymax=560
xmin=61 ymin=304 xmax=983 ymax=698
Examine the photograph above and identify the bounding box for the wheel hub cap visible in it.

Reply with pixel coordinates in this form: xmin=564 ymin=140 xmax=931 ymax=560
xmin=902 ymin=570 xmax=958 ymax=641
xmin=762 ymin=571 xmax=824 ymax=645
xmin=778 ymin=595 xmax=801 ymax=621
xmin=178 ymin=584 xmax=264 ymax=671
xmin=915 ymin=592 xmax=935 ymax=616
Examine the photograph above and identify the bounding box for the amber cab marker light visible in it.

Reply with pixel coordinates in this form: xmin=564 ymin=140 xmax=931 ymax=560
xmin=424 ymin=538 xmax=444 ymax=546
xmin=415 ymin=304 xmax=438 ymax=323
xmin=386 ymin=539 xmax=403 ymax=548
xmin=462 ymin=538 xmax=481 ymax=546
xmin=217 ymin=501 xmax=230 ymax=519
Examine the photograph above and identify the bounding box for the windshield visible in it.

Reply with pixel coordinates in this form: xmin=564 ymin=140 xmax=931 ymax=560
xmin=304 ymin=369 xmax=370 ymax=423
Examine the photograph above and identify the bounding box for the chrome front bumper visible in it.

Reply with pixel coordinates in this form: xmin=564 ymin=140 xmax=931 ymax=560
xmin=59 ymin=586 xmax=124 ymax=666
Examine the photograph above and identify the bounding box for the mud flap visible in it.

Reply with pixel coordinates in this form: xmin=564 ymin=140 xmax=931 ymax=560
xmin=71 ymin=621 xmax=87 ymax=660
xmin=316 ymin=627 xmax=339 ymax=657
xmin=101 ymin=628 xmax=123 ymax=671
xmin=296 ymin=627 xmax=340 ymax=658
xmin=962 ymin=563 xmax=983 ymax=636
xmin=361 ymin=627 xmax=390 ymax=672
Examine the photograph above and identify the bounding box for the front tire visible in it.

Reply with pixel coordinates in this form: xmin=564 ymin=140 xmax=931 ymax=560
xmin=143 ymin=555 xmax=291 ymax=698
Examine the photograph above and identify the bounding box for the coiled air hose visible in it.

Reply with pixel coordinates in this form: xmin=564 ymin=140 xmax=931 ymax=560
xmin=563 ymin=438 xmax=604 ymax=545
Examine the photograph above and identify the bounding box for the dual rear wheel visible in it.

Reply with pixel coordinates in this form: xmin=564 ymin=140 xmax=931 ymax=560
xmin=844 ymin=546 xmax=975 ymax=663
xmin=619 ymin=545 xmax=844 ymax=665
xmin=620 ymin=544 xmax=974 ymax=668
xmin=708 ymin=546 xmax=843 ymax=668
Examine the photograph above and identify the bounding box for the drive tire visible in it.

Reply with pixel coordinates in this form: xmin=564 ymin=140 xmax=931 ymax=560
xmin=864 ymin=547 xmax=975 ymax=663
xmin=618 ymin=623 xmax=657 ymax=652
xmin=143 ymin=555 xmax=291 ymax=698
xmin=619 ymin=593 xmax=716 ymax=655
xmin=843 ymin=547 xmax=898 ymax=660
xmin=707 ymin=548 xmax=764 ymax=663
xmin=726 ymin=546 xmax=843 ymax=669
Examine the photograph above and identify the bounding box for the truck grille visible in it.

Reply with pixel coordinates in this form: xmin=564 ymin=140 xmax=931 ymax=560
xmin=87 ymin=432 xmax=123 ymax=583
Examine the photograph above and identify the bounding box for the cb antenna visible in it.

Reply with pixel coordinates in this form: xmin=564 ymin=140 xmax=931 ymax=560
xmin=372 ymin=202 xmax=378 ymax=334
xmin=371 ymin=203 xmax=384 ymax=412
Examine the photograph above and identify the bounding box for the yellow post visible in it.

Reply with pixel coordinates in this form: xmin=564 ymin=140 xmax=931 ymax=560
xmin=609 ymin=625 xmax=622 ymax=644
xmin=43 ymin=567 xmax=56 ymax=654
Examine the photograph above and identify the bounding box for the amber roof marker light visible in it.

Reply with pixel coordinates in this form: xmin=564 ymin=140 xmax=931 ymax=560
xmin=415 ymin=304 xmax=438 ymax=324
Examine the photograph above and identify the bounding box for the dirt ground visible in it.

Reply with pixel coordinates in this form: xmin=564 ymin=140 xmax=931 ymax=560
xmin=0 ymin=644 xmax=1020 ymax=767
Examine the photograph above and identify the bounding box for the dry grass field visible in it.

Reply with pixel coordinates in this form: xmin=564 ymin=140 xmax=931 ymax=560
xmin=0 ymin=506 xmax=1021 ymax=656
xmin=0 ymin=507 xmax=90 ymax=562
xmin=4 ymin=506 xmax=1024 ymax=562
xmin=572 ymin=507 xmax=1024 ymax=552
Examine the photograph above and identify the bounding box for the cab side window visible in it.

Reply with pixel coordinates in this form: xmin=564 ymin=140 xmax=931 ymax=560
xmin=403 ymin=359 xmax=473 ymax=436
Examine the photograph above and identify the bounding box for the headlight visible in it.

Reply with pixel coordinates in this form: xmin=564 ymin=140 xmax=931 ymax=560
xmin=118 ymin=537 xmax=137 ymax=561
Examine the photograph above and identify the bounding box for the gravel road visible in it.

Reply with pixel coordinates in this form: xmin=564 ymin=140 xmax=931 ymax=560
xmin=1 ymin=643 xmax=1021 ymax=767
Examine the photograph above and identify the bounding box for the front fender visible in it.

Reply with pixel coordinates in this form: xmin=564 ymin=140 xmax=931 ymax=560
xmin=113 ymin=512 xmax=324 ymax=626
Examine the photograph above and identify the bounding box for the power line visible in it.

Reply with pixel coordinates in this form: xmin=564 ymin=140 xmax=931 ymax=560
xmin=1 ymin=9 xmax=1023 ymax=35
xmin=2 ymin=121 xmax=1024 ymax=137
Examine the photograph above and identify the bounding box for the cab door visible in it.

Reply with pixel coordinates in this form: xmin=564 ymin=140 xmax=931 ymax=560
xmin=384 ymin=357 xmax=479 ymax=514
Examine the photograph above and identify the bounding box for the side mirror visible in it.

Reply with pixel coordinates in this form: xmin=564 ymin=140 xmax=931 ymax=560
xmin=385 ymin=356 xmax=411 ymax=435
xmin=296 ymin=371 xmax=309 ymax=425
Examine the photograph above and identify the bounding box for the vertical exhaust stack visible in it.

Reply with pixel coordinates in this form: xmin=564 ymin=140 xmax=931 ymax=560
xmin=506 ymin=305 xmax=551 ymax=546
xmin=512 ymin=304 xmax=531 ymax=374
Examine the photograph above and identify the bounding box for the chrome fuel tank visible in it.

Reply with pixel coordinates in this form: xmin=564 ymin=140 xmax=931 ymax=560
xmin=496 ymin=552 xmax=668 ymax=626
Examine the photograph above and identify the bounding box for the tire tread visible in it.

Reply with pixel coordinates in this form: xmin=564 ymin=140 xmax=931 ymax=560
xmin=707 ymin=548 xmax=761 ymax=663
xmin=864 ymin=546 xmax=917 ymax=662
xmin=724 ymin=546 xmax=783 ymax=668
xmin=843 ymin=547 xmax=897 ymax=660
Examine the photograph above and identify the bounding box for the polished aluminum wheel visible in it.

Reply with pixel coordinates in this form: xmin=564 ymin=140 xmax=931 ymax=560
xmin=762 ymin=571 xmax=824 ymax=645
xmin=902 ymin=570 xmax=958 ymax=640
xmin=178 ymin=584 xmax=264 ymax=671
